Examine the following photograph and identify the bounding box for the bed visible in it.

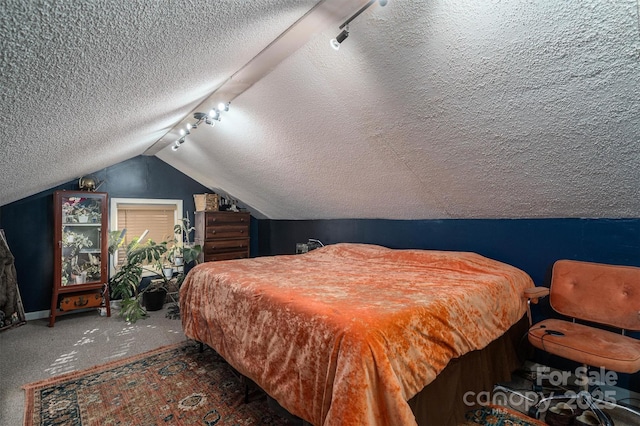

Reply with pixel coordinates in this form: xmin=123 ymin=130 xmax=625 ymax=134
xmin=180 ymin=243 xmax=533 ymax=425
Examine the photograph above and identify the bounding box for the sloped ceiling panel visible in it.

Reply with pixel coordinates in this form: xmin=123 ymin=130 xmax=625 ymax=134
xmin=158 ymin=0 xmax=640 ymax=219
xmin=2 ymin=1 xmax=639 ymax=220
xmin=0 ymin=0 xmax=315 ymax=206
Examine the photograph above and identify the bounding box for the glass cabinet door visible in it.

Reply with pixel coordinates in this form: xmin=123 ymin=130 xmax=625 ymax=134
xmin=51 ymin=191 xmax=110 ymax=326
xmin=60 ymin=194 xmax=105 ymax=286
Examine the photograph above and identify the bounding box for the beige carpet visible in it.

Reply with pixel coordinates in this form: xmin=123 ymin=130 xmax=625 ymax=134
xmin=0 ymin=306 xmax=186 ymax=425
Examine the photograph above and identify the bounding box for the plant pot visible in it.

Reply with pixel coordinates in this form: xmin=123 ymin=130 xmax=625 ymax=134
xmin=143 ymin=289 xmax=167 ymax=311
xmin=173 ymin=256 xmax=184 ymax=266
xmin=74 ymin=271 xmax=87 ymax=284
xmin=162 ymin=266 xmax=173 ymax=279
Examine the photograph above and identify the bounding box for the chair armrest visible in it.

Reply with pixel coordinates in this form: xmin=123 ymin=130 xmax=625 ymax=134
xmin=524 ymin=286 xmax=549 ymax=304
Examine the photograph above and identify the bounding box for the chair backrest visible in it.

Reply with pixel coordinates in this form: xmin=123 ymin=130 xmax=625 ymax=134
xmin=550 ymin=259 xmax=640 ymax=331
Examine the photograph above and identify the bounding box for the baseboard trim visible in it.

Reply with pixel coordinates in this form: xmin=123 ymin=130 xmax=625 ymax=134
xmin=25 ymin=310 xmax=49 ymax=321
xmin=26 ymin=307 xmax=109 ymax=322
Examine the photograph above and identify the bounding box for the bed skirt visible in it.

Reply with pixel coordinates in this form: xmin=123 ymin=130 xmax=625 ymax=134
xmin=264 ymin=315 xmax=528 ymax=425
xmin=409 ymin=315 xmax=529 ymax=425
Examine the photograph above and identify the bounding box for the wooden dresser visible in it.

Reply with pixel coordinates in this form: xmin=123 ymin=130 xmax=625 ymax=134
xmin=194 ymin=211 xmax=250 ymax=262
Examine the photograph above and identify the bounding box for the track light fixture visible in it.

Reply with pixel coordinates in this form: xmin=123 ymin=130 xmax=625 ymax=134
xmin=330 ymin=29 xmax=349 ymax=50
xmin=330 ymin=0 xmax=388 ymax=51
xmin=170 ymin=102 xmax=230 ymax=151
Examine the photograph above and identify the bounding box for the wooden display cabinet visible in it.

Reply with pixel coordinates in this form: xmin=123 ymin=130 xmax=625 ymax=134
xmin=49 ymin=191 xmax=110 ymax=327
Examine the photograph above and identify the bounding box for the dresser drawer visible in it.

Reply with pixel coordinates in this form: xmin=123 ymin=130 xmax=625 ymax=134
xmin=195 ymin=210 xmax=251 ymax=263
xmin=204 ymin=224 xmax=248 ymax=239
xmin=203 ymin=251 xmax=249 ymax=262
xmin=60 ymin=292 xmax=103 ymax=311
xmin=204 ymin=212 xmax=250 ymax=226
xmin=203 ymin=239 xmax=249 ymax=254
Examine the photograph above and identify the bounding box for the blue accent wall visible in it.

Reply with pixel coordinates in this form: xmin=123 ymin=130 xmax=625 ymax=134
xmin=260 ymin=218 xmax=640 ymax=286
xmin=260 ymin=218 xmax=640 ymax=333
xmin=0 ymin=156 xmax=260 ymax=313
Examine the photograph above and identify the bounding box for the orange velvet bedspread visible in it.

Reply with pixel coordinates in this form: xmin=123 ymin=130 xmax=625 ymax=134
xmin=180 ymin=243 xmax=533 ymax=426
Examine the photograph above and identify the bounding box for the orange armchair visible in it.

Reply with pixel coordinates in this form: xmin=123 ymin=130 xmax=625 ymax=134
xmin=526 ymin=260 xmax=640 ymax=425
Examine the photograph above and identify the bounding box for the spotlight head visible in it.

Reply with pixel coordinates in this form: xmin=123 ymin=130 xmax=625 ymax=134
xmin=218 ymin=102 xmax=229 ymax=112
xmin=330 ymin=29 xmax=349 ymax=50
xmin=193 ymin=112 xmax=207 ymax=120
xmin=209 ymin=109 xmax=221 ymax=121
xmin=171 ymin=145 xmax=179 ymax=151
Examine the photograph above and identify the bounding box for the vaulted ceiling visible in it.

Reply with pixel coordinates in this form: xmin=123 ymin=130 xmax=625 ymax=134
xmin=2 ymin=0 xmax=639 ymax=219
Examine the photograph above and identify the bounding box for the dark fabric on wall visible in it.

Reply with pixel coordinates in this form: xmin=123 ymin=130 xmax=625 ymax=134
xmin=0 ymin=229 xmax=26 ymax=330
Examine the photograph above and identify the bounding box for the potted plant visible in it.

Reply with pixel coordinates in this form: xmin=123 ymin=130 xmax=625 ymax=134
xmin=166 ymin=217 xmax=200 ymax=263
xmin=141 ymin=276 xmax=169 ymax=312
xmin=108 ymin=232 xmax=168 ymax=322
xmin=147 ymin=219 xmax=203 ymax=313
xmin=107 ymin=219 xmax=202 ymax=322
xmin=62 ymin=230 xmax=94 ymax=285
xmin=142 ymin=249 xmax=176 ymax=312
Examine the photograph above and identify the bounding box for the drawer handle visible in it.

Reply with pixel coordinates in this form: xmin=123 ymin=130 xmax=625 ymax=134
xmin=239 ymin=230 xmax=244 ymax=233
xmin=211 ymin=230 xmax=216 ymax=234
xmin=74 ymin=296 xmax=89 ymax=307
xmin=210 ymin=244 xmax=248 ymax=249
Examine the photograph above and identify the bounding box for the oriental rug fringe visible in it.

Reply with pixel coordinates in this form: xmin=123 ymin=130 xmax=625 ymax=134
xmin=23 ymin=341 xmax=292 ymax=426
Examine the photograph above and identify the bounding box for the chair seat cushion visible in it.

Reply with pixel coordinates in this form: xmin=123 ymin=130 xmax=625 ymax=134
xmin=528 ymin=319 xmax=640 ymax=373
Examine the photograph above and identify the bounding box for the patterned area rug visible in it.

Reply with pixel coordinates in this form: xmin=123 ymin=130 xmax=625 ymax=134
xmin=23 ymin=341 xmax=293 ymax=425
xmin=463 ymin=404 xmax=547 ymax=426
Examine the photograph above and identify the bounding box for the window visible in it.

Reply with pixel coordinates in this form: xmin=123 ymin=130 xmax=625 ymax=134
xmin=110 ymin=198 xmax=183 ymax=272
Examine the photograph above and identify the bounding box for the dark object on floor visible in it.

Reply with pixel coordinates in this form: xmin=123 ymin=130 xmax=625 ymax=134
xmin=575 ymin=409 xmax=613 ymax=426
xmin=165 ymin=302 xmax=180 ymax=319
xmin=23 ymin=342 xmax=292 ymax=426
xmin=544 ymin=402 xmax=576 ymax=426
xmin=142 ymin=288 xmax=167 ymax=311
xmin=463 ymin=404 xmax=546 ymax=425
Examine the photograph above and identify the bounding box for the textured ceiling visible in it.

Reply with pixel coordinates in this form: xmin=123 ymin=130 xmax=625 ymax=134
xmin=2 ymin=1 xmax=640 ymax=220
